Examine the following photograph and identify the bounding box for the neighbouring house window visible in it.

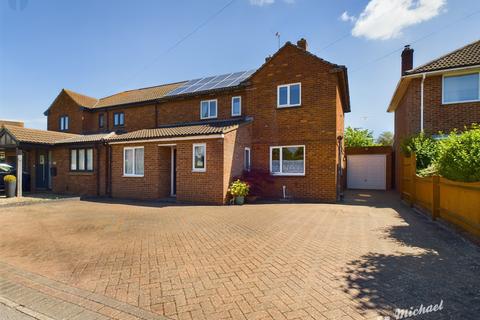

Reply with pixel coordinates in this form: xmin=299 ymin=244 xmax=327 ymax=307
xmin=99 ymin=114 xmax=105 ymax=128
xmin=192 ymin=143 xmax=206 ymax=172
xmin=124 ymin=147 xmax=144 ymax=176
xmin=277 ymin=83 xmax=301 ymax=108
xmin=200 ymin=100 xmax=217 ymax=119
xmin=114 ymin=112 xmax=125 ymax=127
xmin=270 ymin=145 xmax=305 ymax=175
xmin=59 ymin=115 xmax=69 ymax=131
xmin=244 ymin=147 xmax=251 ymax=172
xmin=70 ymin=148 xmax=93 ymax=172
xmin=232 ymin=96 xmax=242 ymax=116
xmin=443 ymin=73 xmax=480 ymax=104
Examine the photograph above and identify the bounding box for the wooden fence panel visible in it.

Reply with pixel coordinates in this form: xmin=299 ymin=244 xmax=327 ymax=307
xmin=400 ymin=154 xmax=480 ymax=238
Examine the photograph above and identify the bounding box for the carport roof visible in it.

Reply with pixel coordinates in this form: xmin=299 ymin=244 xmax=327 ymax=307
xmin=1 ymin=125 xmax=78 ymax=145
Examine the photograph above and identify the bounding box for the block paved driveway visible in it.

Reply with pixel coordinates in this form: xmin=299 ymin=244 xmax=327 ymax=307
xmin=0 ymin=192 xmax=479 ymax=320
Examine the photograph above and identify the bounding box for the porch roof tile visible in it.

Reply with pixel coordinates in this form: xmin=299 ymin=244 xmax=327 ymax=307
xmin=107 ymin=118 xmax=250 ymax=142
xmin=1 ymin=125 xmax=79 ymax=145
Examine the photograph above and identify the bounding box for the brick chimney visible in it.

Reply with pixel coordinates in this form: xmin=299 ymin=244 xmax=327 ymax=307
xmin=401 ymin=45 xmax=414 ymax=75
xmin=297 ymin=38 xmax=308 ymax=51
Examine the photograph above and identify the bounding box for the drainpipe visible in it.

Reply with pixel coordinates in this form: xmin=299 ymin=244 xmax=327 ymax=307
xmin=420 ymin=73 xmax=426 ymax=132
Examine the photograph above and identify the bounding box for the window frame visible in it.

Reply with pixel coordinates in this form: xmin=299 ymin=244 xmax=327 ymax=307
xmin=69 ymin=147 xmax=94 ymax=172
xmin=192 ymin=143 xmax=207 ymax=172
xmin=98 ymin=113 xmax=105 ymax=128
xmin=114 ymin=112 xmax=125 ymax=127
xmin=231 ymin=96 xmax=242 ymax=116
xmin=277 ymin=83 xmax=302 ymax=108
xmin=200 ymin=99 xmax=218 ymax=120
xmin=269 ymin=145 xmax=306 ymax=176
xmin=442 ymin=72 xmax=480 ymax=105
xmin=123 ymin=147 xmax=144 ymax=177
xmin=59 ymin=115 xmax=69 ymax=131
xmin=244 ymin=147 xmax=251 ymax=172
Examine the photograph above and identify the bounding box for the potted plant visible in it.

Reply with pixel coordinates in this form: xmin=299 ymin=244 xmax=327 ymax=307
xmin=228 ymin=179 xmax=250 ymax=205
xmin=4 ymin=175 xmax=17 ymax=198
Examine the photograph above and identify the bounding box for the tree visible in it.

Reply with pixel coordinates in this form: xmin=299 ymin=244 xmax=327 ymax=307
xmin=344 ymin=127 xmax=376 ymax=147
xmin=376 ymin=131 xmax=394 ymax=146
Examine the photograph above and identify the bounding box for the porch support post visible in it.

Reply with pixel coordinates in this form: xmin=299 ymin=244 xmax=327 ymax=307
xmin=16 ymin=147 xmax=23 ymax=197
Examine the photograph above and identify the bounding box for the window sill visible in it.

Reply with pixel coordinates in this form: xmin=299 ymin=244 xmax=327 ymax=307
xmin=192 ymin=169 xmax=206 ymax=173
xmin=442 ymin=99 xmax=480 ymax=105
xmin=123 ymin=175 xmax=144 ymax=178
xmin=270 ymin=173 xmax=305 ymax=177
xmin=200 ymin=117 xmax=218 ymax=120
xmin=69 ymin=171 xmax=94 ymax=175
xmin=277 ymin=104 xmax=301 ymax=109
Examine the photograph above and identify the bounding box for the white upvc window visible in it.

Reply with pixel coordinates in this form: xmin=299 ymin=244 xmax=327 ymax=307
xmin=442 ymin=72 xmax=480 ymax=104
xmin=123 ymin=147 xmax=144 ymax=177
xmin=277 ymin=83 xmax=301 ymax=108
xmin=192 ymin=143 xmax=206 ymax=172
xmin=244 ymin=147 xmax=251 ymax=172
xmin=269 ymin=145 xmax=305 ymax=176
xmin=200 ymin=99 xmax=218 ymax=119
xmin=232 ymin=96 xmax=242 ymax=116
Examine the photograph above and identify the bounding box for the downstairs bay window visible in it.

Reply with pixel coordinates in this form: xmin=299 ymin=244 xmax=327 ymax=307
xmin=124 ymin=147 xmax=144 ymax=177
xmin=270 ymin=145 xmax=305 ymax=176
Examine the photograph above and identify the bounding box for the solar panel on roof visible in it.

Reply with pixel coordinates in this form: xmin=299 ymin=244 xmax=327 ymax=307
xmin=165 ymin=70 xmax=256 ymax=97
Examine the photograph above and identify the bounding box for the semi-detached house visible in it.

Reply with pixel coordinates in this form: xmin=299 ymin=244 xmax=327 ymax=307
xmin=0 ymin=39 xmax=351 ymax=204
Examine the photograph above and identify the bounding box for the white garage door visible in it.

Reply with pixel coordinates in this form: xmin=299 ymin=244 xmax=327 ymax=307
xmin=347 ymin=154 xmax=386 ymax=190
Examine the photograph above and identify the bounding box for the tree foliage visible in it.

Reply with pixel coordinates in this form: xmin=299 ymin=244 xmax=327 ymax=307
xmin=376 ymin=131 xmax=394 ymax=146
xmin=436 ymin=125 xmax=480 ymax=182
xmin=400 ymin=132 xmax=438 ymax=171
xmin=344 ymin=127 xmax=376 ymax=147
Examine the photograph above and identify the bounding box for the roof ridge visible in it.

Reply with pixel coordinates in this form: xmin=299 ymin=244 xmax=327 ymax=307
xmin=409 ymin=39 xmax=480 ymax=73
xmin=99 ymin=80 xmax=189 ymax=101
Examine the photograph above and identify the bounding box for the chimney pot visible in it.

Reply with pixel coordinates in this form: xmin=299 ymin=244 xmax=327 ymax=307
xmin=297 ymin=38 xmax=308 ymax=51
xmin=401 ymin=45 xmax=414 ymax=75
xmin=265 ymin=56 xmax=272 ymax=63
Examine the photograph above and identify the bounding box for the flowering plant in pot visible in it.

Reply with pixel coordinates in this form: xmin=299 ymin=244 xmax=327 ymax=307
xmin=4 ymin=175 xmax=17 ymax=198
xmin=228 ymin=179 xmax=250 ymax=205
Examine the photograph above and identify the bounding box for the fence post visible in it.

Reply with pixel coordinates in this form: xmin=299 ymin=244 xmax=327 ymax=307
xmin=432 ymin=175 xmax=440 ymax=220
xmin=410 ymin=154 xmax=416 ymax=207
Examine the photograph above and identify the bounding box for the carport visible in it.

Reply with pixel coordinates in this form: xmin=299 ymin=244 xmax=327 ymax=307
xmin=0 ymin=125 xmax=75 ymax=196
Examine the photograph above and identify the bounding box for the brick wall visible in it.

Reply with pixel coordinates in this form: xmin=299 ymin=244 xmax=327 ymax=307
xmin=245 ymin=44 xmax=342 ymax=202
xmin=51 ymin=145 xmax=106 ymax=196
xmin=47 ymin=91 xmax=85 ymax=134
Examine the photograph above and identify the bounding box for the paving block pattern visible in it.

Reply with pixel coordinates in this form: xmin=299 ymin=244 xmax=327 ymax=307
xmin=0 ymin=191 xmax=479 ymax=319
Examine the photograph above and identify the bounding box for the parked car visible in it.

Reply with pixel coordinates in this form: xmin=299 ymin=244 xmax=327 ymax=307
xmin=0 ymin=163 xmax=30 ymax=192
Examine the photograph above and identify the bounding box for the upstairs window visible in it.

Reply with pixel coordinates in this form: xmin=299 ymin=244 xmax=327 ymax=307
xmin=232 ymin=96 xmax=242 ymax=116
xmin=98 ymin=114 xmax=105 ymax=128
xmin=443 ymin=73 xmax=480 ymax=104
xmin=270 ymin=145 xmax=305 ymax=176
xmin=114 ymin=112 xmax=125 ymax=127
xmin=200 ymin=100 xmax=217 ymax=119
xmin=277 ymin=83 xmax=301 ymax=108
xmin=70 ymin=148 xmax=93 ymax=172
xmin=59 ymin=116 xmax=69 ymax=131
xmin=124 ymin=147 xmax=144 ymax=177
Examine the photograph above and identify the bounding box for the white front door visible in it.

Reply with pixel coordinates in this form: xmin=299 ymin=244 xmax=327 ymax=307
xmin=347 ymin=154 xmax=386 ymax=190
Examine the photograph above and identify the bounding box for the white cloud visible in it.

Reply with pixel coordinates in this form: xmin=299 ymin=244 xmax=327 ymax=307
xmin=249 ymin=0 xmax=295 ymax=6
xmin=345 ymin=0 xmax=446 ymax=40
xmin=340 ymin=11 xmax=356 ymax=22
xmin=249 ymin=0 xmax=275 ymax=6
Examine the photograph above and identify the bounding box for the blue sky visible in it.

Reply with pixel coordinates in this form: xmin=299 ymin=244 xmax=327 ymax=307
xmin=1 ymin=0 xmax=479 ymax=137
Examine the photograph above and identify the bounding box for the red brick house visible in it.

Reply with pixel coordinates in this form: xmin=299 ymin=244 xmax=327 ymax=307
xmin=388 ymin=40 xmax=480 ymax=189
xmin=0 ymin=39 xmax=351 ymax=204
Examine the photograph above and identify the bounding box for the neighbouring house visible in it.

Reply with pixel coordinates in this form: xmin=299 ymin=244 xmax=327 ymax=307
xmin=0 ymin=39 xmax=351 ymax=204
xmin=388 ymin=40 xmax=480 ymax=190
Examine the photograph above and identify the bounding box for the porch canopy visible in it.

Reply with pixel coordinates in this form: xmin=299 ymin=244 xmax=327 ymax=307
xmin=0 ymin=125 xmax=77 ymax=196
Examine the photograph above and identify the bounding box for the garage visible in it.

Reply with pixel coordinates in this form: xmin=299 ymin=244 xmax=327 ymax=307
xmin=345 ymin=146 xmax=393 ymax=190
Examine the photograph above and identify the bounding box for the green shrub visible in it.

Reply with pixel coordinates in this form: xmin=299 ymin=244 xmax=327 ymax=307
xmin=3 ymin=175 xmax=16 ymax=183
xmin=436 ymin=125 xmax=480 ymax=182
xmin=228 ymin=179 xmax=250 ymax=197
xmin=401 ymin=133 xmax=438 ymax=171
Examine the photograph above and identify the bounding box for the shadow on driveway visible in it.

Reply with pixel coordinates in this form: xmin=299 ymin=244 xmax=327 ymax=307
xmin=342 ymin=190 xmax=480 ymax=319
